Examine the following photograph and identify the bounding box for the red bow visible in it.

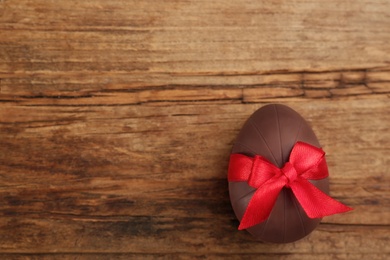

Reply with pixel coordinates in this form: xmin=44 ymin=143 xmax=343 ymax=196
xmin=228 ymin=142 xmax=352 ymax=230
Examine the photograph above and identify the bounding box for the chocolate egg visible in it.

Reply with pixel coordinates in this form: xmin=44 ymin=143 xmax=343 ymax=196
xmin=229 ymin=104 xmax=329 ymax=243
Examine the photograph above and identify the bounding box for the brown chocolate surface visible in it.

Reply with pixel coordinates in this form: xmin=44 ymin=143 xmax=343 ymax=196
xmin=229 ymin=104 xmax=329 ymax=243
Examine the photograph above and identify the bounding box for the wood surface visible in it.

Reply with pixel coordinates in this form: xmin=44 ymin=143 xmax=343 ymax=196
xmin=0 ymin=0 xmax=389 ymax=259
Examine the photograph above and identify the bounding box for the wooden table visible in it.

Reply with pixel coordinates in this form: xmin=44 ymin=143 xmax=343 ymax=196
xmin=1 ymin=0 xmax=389 ymax=259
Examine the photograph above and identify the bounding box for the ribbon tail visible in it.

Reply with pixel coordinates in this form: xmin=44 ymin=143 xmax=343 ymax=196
xmin=238 ymin=179 xmax=285 ymax=230
xmin=290 ymin=178 xmax=353 ymax=219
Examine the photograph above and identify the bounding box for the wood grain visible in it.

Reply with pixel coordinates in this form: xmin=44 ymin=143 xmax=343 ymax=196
xmin=0 ymin=0 xmax=389 ymax=259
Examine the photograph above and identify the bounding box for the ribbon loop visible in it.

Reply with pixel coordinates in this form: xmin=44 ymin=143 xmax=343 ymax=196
xmin=248 ymin=156 xmax=280 ymax=188
xmin=228 ymin=141 xmax=352 ymax=230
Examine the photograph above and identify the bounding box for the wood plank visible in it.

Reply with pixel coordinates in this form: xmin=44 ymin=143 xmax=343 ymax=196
xmin=0 ymin=253 xmax=388 ymax=260
xmin=1 ymin=67 xmax=389 ymax=103
xmin=0 ymin=217 xmax=389 ymax=254
xmin=1 ymin=0 xmax=390 ymax=75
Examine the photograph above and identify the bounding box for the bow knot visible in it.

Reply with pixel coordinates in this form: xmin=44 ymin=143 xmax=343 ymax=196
xmin=228 ymin=142 xmax=352 ymax=230
xmin=282 ymin=162 xmax=297 ymax=187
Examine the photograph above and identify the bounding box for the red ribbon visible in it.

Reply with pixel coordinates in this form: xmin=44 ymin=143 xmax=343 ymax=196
xmin=228 ymin=141 xmax=352 ymax=230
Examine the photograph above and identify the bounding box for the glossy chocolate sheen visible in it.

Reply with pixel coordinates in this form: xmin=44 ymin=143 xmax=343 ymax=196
xmin=229 ymin=104 xmax=329 ymax=243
